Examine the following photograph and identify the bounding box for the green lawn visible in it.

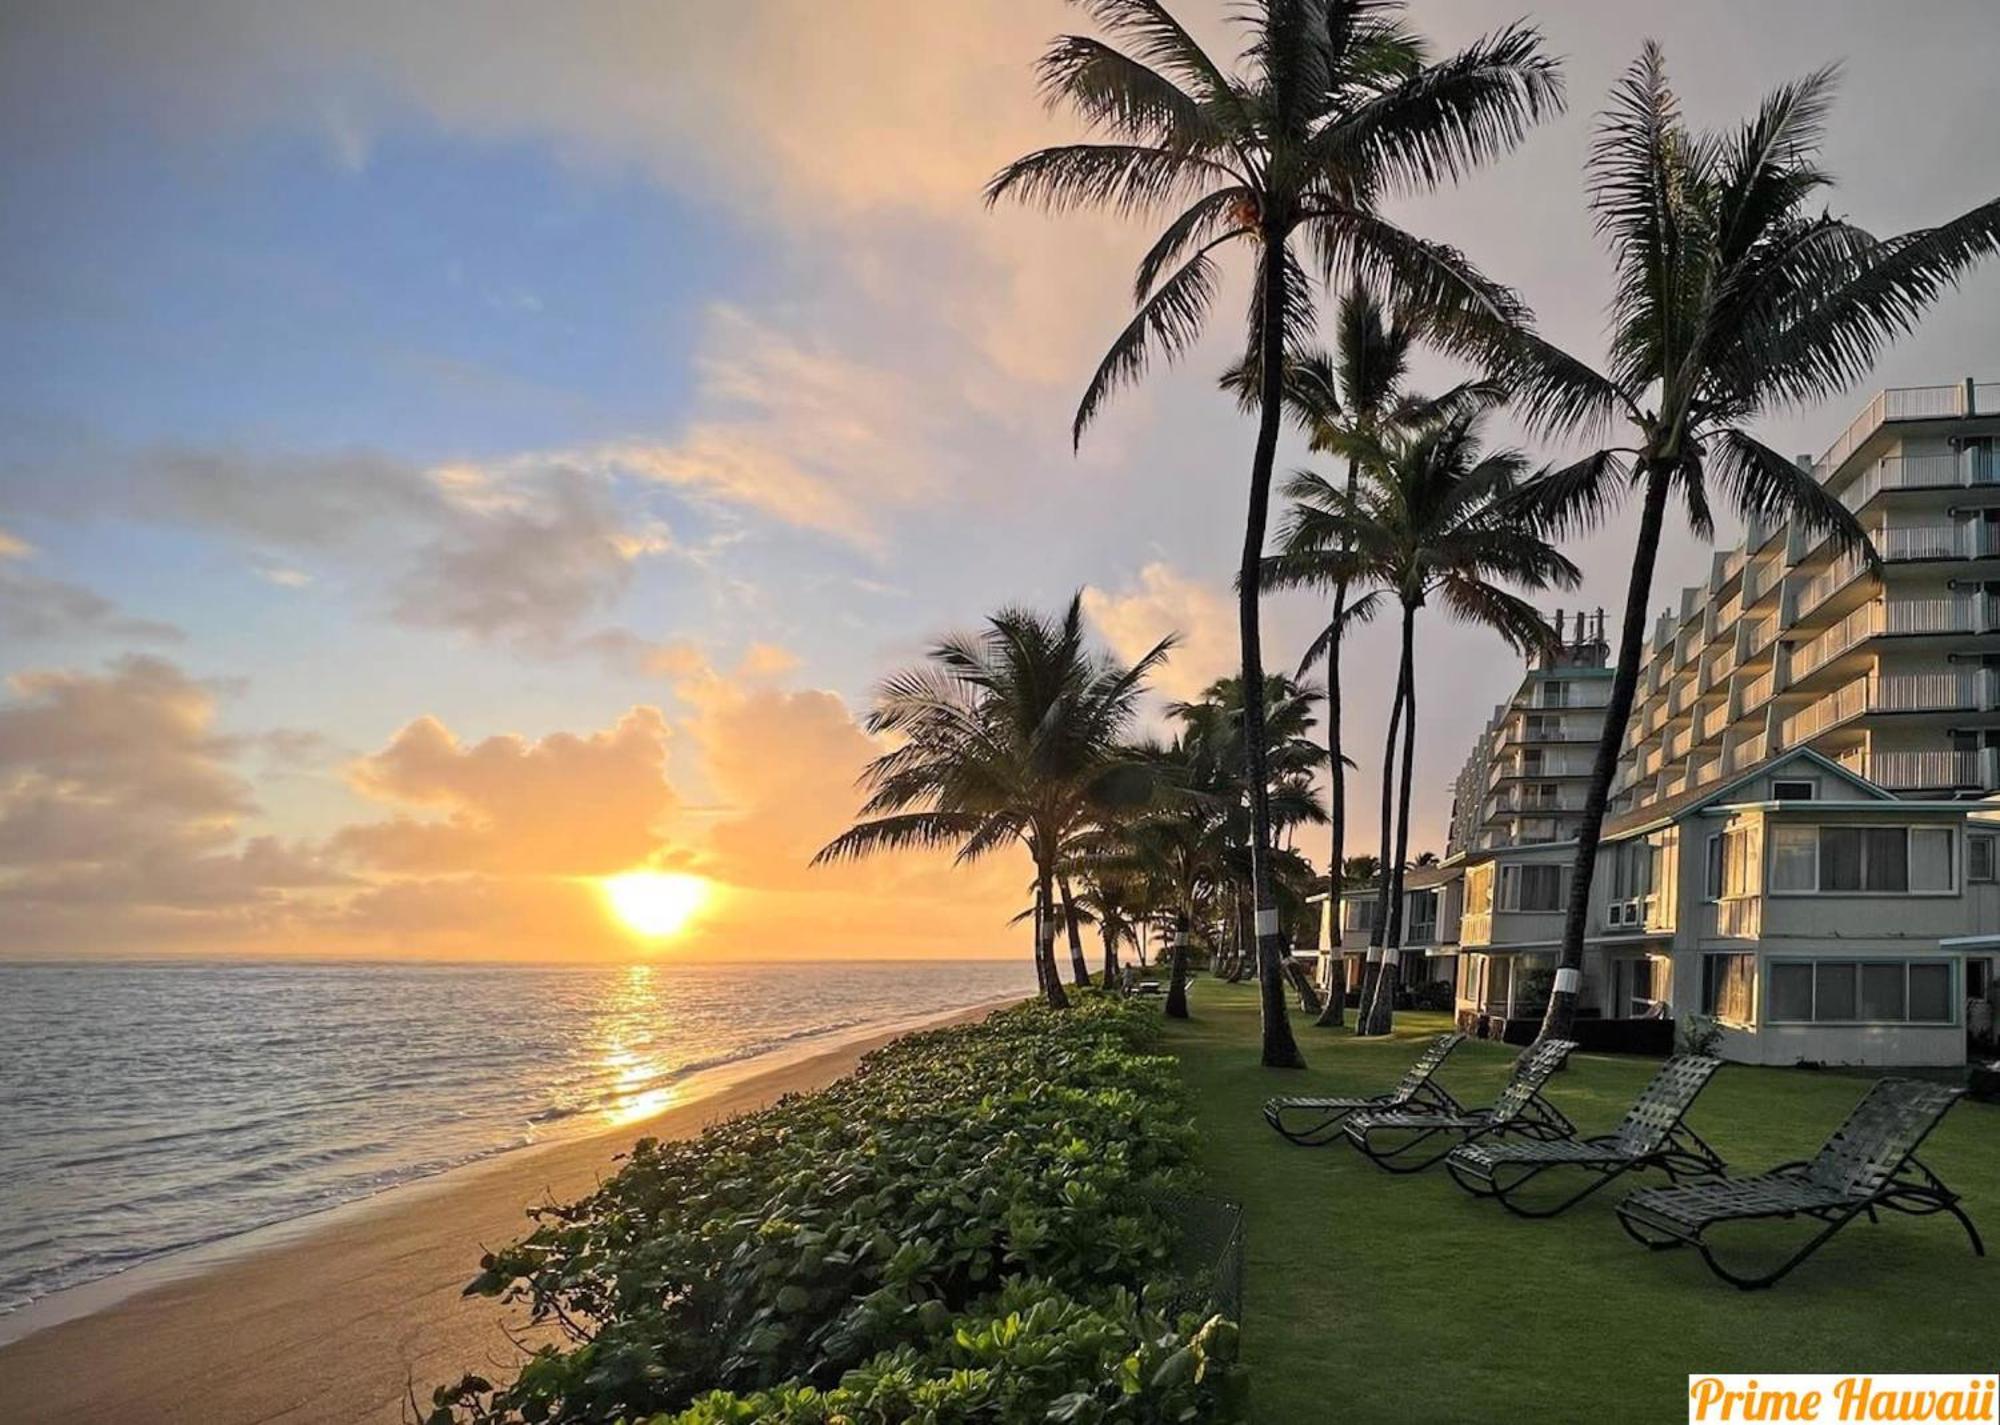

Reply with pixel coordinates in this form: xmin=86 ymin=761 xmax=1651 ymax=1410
xmin=1160 ymin=981 xmax=1998 ymax=1425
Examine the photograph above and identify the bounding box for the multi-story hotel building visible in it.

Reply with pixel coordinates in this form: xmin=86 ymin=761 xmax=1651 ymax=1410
xmin=1615 ymin=378 xmax=2000 ymax=813
xmin=1321 ymin=382 xmax=2000 ymax=1068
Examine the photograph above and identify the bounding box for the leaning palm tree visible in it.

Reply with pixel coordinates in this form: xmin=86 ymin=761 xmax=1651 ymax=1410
xmin=1227 ymin=285 xmax=1501 ymax=1027
xmin=1455 ymin=46 xmax=2000 ymax=1042
xmin=813 ymin=595 xmax=1169 ymax=1007
xmin=1267 ymin=411 xmax=1577 ymax=1033
xmin=988 ymin=0 xmax=1562 ymax=1067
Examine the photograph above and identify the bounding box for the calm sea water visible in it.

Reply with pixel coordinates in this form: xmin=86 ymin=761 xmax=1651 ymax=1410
xmin=0 ymin=959 xmax=1034 ymax=1319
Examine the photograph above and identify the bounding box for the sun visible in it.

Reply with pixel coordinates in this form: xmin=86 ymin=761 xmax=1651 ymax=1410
xmin=599 ymin=871 xmax=710 ymax=940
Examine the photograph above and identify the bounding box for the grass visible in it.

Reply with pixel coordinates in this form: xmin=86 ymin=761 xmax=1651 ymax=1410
xmin=1159 ymin=980 xmax=1998 ymax=1425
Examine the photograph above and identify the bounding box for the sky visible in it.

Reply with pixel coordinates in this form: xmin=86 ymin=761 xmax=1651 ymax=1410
xmin=2 ymin=1 xmax=1998 ymax=961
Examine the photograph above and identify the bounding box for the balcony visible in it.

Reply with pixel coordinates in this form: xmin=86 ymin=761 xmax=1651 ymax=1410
xmin=1703 ymin=645 xmax=1739 ymax=689
xmin=1819 ymin=382 xmax=1999 ymax=478
xmin=1842 ymin=450 xmax=2000 ymax=511
xmin=1740 ymin=668 xmax=1776 ymax=714
xmin=1697 ymin=701 xmax=1731 ymax=742
xmin=1786 ymin=668 xmax=2000 ymax=744
xmin=1837 ymin=747 xmax=1995 ymax=791
xmin=1497 ymin=786 xmax=1587 ymax=814
xmin=1877 ymin=521 xmax=2000 ymax=562
xmin=1794 ymin=548 xmax=1871 ymax=619
xmin=1726 ymin=733 xmax=1768 ymax=773
xmin=1713 ymin=594 xmax=1743 ymax=637
xmin=1745 ymin=618 xmax=1780 ymax=658
xmin=1744 ymin=559 xmax=1784 ymax=605
xmin=1514 ymin=685 xmax=1609 ymax=710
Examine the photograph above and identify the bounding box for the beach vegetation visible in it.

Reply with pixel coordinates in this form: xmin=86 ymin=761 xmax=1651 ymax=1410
xmin=433 ymin=998 xmax=1245 ymax=1424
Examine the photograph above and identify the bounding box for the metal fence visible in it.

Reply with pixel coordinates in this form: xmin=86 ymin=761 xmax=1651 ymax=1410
xmin=1148 ymin=1188 xmax=1245 ymax=1324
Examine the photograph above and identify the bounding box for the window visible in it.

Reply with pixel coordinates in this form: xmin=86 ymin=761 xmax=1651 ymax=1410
xmin=1764 ymin=958 xmax=1959 ymax=1024
xmin=1499 ymin=863 xmax=1565 ymax=911
xmin=1971 ymin=834 xmax=1997 ymax=882
xmin=1705 ymin=834 xmax=1723 ymax=900
xmin=1770 ymin=961 xmax=1814 ymax=1021
xmin=1767 ymin=826 xmax=1956 ymax=894
xmin=1407 ymin=890 xmax=1438 ymax=946
xmin=1703 ymin=953 xmax=1756 ymax=1024
xmin=1772 ymin=779 xmax=1816 ymax=801
xmin=1967 ymin=959 xmax=1992 ymax=1001
xmin=1720 ymin=827 xmax=1756 ymax=898
xmin=1541 ymin=680 xmax=1570 ymax=709
xmin=1770 ymin=825 xmax=1816 ymax=892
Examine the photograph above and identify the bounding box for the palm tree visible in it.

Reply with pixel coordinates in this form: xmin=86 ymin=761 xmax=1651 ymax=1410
xmin=988 ymin=0 xmax=1563 ymax=1067
xmin=1458 ymin=46 xmax=2000 ymax=1043
xmin=1266 ymin=411 xmax=1577 ymax=1033
xmin=813 ymin=595 xmax=1169 ymax=1007
xmin=1227 ymin=285 xmax=1501 ymax=1027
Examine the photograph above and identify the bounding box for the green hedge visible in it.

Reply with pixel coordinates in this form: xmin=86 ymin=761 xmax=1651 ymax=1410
xmin=430 ymin=998 xmax=1246 ymax=1424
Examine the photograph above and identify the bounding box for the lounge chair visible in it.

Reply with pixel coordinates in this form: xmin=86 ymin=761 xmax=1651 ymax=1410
xmin=1444 ymin=1055 xmax=1725 ymax=1217
xmin=1616 ymin=1077 xmax=1984 ymax=1290
xmin=1262 ymin=1032 xmax=1465 ymax=1147
xmin=1342 ymin=1038 xmax=1578 ymax=1174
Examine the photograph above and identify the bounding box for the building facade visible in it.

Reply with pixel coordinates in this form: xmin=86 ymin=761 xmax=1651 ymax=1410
xmin=1615 ymin=378 xmax=2000 ymax=814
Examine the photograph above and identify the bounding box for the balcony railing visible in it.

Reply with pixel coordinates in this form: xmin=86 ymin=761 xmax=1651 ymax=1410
xmin=1740 ymin=668 xmax=1776 ymax=713
xmin=1744 ymin=559 xmax=1784 ymax=604
xmin=1770 ymin=667 xmax=1995 ymax=750
xmin=1714 ymin=594 xmax=1743 ymax=636
xmin=1745 ymin=618 xmax=1780 ymax=657
xmin=1795 ymin=549 xmax=1871 ymax=618
xmin=1698 ymin=701 xmax=1731 ymax=741
xmin=1818 ymin=382 xmax=1996 ymax=478
xmin=1727 ymin=733 xmax=1769 ymax=772
xmin=1837 ymin=747 xmax=1993 ymax=790
xmin=1841 ymin=450 xmax=1999 ymax=510
xmin=1705 ymin=644 xmax=1739 ymax=687
xmin=1877 ymin=522 xmax=2000 ymax=561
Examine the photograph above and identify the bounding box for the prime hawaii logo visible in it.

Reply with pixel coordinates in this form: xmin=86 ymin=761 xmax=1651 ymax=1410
xmin=1690 ymin=1376 xmax=1998 ymax=1423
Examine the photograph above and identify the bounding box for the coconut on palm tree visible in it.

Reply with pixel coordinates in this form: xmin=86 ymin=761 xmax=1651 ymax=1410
xmin=1454 ymin=46 xmax=2000 ymax=1043
xmin=988 ymin=0 xmax=1563 ymax=1067
xmin=1265 ymin=410 xmax=1577 ymax=1033
xmin=813 ymin=595 xmax=1169 ymax=1007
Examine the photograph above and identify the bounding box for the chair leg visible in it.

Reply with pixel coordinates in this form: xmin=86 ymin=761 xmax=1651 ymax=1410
xmin=1493 ymin=1164 xmax=1625 ymax=1221
xmin=1616 ymin=1208 xmax=1688 ymax=1253
xmin=1353 ymin=1125 xmax=1460 ymax=1175
xmin=1941 ymin=1198 xmax=1986 ymax=1257
xmin=1443 ymin=1156 xmax=1501 ymax=1199
xmin=1691 ymin=1208 xmax=1866 ymax=1292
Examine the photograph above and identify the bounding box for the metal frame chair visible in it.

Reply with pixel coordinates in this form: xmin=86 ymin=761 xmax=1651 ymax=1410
xmin=1262 ymin=1032 xmax=1465 ymax=1147
xmin=1616 ymin=1077 xmax=1984 ymax=1290
xmin=1342 ymin=1038 xmax=1578 ymax=1174
xmin=1445 ymin=1055 xmax=1725 ymax=1217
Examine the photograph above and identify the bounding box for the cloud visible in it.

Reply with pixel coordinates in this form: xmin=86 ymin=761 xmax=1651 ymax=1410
xmin=1083 ymin=563 xmax=1240 ymax=703
xmin=0 ymin=564 xmax=184 ymax=644
xmin=0 ymin=656 xmax=338 ymax=950
xmin=336 ymin=707 xmax=676 ymax=877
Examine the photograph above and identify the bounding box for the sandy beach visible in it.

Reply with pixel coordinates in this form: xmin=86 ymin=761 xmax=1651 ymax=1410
xmin=0 ymin=1001 xmax=1007 ymax=1425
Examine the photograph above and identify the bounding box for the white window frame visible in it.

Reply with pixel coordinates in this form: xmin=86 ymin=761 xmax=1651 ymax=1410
xmin=1498 ymin=862 xmax=1566 ymax=912
xmin=1764 ymin=957 xmax=1959 ymax=1026
xmin=1969 ymin=833 xmax=1997 ymax=883
xmin=1764 ymin=824 xmax=1958 ymax=897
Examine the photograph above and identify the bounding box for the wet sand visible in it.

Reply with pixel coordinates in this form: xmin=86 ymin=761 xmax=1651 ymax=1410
xmin=0 ymin=1001 xmax=1008 ymax=1424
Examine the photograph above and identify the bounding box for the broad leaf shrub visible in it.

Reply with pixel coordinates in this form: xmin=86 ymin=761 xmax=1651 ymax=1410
xmin=431 ymin=998 xmax=1246 ymax=1424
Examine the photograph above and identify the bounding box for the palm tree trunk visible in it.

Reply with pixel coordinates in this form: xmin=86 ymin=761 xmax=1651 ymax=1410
xmin=1356 ymin=665 xmax=1407 ymax=1033
xmin=1058 ymin=874 xmax=1091 ymax=988
xmin=1165 ymin=910 xmax=1192 ymax=1019
xmin=1035 ymin=854 xmax=1069 ymax=1010
xmin=1241 ymin=230 xmax=1306 ymax=1069
xmin=1536 ymin=461 xmax=1672 ymax=1044
xmin=1315 ymin=462 xmax=1356 ymax=1030
xmin=1363 ymin=601 xmax=1419 ymax=1036
xmin=1099 ymin=916 xmax=1120 ymax=988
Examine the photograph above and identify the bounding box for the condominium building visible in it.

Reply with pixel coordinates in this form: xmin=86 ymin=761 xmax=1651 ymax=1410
xmin=1615 ymin=378 xmax=2000 ymax=814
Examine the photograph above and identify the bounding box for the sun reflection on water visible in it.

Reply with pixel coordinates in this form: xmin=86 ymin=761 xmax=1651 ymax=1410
xmin=594 ymin=963 xmax=686 ymax=1125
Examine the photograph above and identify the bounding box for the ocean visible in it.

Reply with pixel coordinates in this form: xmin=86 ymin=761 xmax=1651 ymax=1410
xmin=0 ymin=958 xmax=1035 ymax=1321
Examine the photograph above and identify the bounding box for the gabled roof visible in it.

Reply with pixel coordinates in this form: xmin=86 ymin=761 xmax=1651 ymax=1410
xmin=1603 ymin=746 xmax=1895 ymax=841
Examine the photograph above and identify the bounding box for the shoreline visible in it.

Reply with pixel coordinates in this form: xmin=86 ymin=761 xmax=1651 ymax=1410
xmin=0 ymin=994 xmax=1019 ymax=1424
